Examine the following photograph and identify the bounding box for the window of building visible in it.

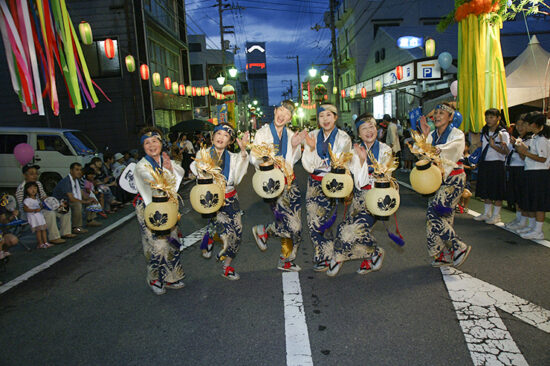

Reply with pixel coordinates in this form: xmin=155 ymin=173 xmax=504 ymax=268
xmin=148 ymin=38 xmax=180 ymax=85
xmin=36 ymin=135 xmax=72 ymax=156
xmin=144 ymin=0 xmax=178 ymax=35
xmin=420 ymin=17 xmax=443 ymax=25
xmin=0 ymin=134 xmax=27 ymax=154
xmin=189 ymin=43 xmax=202 ymax=52
xmin=191 ymin=64 xmax=204 ymax=81
xmin=81 ymin=39 xmax=121 ymax=78
xmin=372 ymin=18 xmax=403 ymax=39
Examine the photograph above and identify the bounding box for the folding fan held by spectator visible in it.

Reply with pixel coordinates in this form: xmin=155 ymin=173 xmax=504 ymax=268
xmin=119 ymin=163 xmax=138 ymax=195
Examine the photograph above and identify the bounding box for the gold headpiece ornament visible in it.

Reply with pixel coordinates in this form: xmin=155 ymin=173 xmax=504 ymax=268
xmin=248 ymin=142 xmax=294 ymax=188
xmin=328 ymin=143 xmax=353 ymax=170
xmin=192 ymin=145 xmax=227 ymax=193
xmin=145 ymin=165 xmax=178 ymax=203
xmin=407 ymin=131 xmax=458 ymax=174
xmin=366 ymin=150 xmax=399 ymax=189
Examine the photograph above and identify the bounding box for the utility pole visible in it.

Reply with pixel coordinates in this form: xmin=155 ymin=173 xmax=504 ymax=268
xmin=287 ymin=56 xmax=300 ymax=104
xmin=216 ymin=0 xmax=241 ymax=77
xmin=329 ymin=0 xmax=339 ymax=109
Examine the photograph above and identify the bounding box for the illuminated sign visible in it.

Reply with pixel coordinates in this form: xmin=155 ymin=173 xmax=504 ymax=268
xmin=246 ymin=63 xmax=266 ymax=69
xmin=416 ymin=59 xmax=441 ymax=80
xmin=247 ymin=45 xmax=265 ymax=53
xmin=397 ymin=36 xmax=423 ymax=49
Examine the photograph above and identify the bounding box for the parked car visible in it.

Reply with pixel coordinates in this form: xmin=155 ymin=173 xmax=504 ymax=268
xmin=0 ymin=127 xmax=101 ymax=193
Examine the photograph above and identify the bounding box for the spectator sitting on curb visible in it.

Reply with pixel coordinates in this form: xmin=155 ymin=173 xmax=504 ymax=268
xmin=0 ymin=193 xmax=19 ymax=259
xmin=127 ymin=149 xmax=139 ymax=164
xmin=112 ymin=153 xmax=126 ymax=179
xmin=15 ymin=164 xmax=74 ymax=244
xmin=52 ymin=163 xmax=101 ymax=235
xmin=89 ymin=158 xmax=121 ymax=212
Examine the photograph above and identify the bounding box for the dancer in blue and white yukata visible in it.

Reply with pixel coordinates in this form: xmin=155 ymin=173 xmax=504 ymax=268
xmin=302 ymin=103 xmax=352 ymax=272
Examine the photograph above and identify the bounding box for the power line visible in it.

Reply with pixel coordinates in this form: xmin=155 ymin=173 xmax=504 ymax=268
xmin=234 ymin=5 xmax=325 ymax=14
xmin=236 ymin=0 xmax=328 ymax=10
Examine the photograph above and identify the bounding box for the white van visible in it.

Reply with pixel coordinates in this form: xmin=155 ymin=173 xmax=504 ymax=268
xmin=0 ymin=127 xmax=101 ymax=193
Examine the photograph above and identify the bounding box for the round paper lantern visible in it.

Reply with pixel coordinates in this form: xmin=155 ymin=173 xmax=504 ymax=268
xmin=164 ymin=77 xmax=171 ymax=90
xmin=203 ymin=87 xmax=209 ymax=96
xmin=365 ymin=180 xmax=400 ymax=220
xmin=410 ymin=160 xmax=442 ymax=195
xmin=341 ymin=89 xmax=346 ymax=98
xmin=438 ymin=52 xmax=452 ymax=70
xmin=321 ymin=168 xmax=354 ymax=198
xmin=252 ymin=163 xmax=285 ymax=199
xmin=13 ymin=143 xmax=35 ymax=165
xmin=361 ymin=87 xmax=367 ymax=98
xmin=375 ymin=80 xmax=382 ymax=92
xmin=450 ymin=80 xmax=458 ymax=97
xmin=152 ymin=72 xmax=160 ymax=86
xmin=171 ymin=81 xmax=178 ymax=94
xmin=104 ymin=38 xmax=115 ymax=59
xmin=350 ymin=89 xmax=355 ymax=98
xmin=395 ymin=65 xmax=403 ymax=80
xmin=125 ymin=55 xmax=135 ymax=72
xmin=324 ymin=94 xmax=328 ymax=100
xmin=144 ymin=191 xmax=179 ymax=235
xmin=140 ymin=64 xmax=149 ymax=80
xmin=425 ymin=38 xmax=435 ymax=57
xmin=179 ymin=84 xmax=185 ymax=95
xmin=191 ymin=87 xmax=197 ymax=96
xmin=333 ymin=86 xmax=338 ymax=94
xmin=222 ymin=84 xmax=235 ymax=101
xmin=78 ymin=21 xmax=93 ymax=45
xmin=190 ymin=177 xmax=224 ymax=217
xmin=186 ymin=86 xmax=192 ymax=95
xmin=209 ymin=85 xmax=215 ymax=94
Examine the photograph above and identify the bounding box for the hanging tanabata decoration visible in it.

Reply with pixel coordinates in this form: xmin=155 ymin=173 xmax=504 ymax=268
xmin=0 ymin=0 xmax=107 ymax=115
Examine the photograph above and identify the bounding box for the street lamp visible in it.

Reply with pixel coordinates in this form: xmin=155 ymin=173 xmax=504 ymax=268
xmin=228 ymin=66 xmax=238 ymax=78
xmin=217 ymin=75 xmax=225 ymax=85
xmin=253 ymin=100 xmax=258 ymax=106
xmin=308 ymin=66 xmax=317 ymax=78
xmin=321 ymin=72 xmax=329 ymax=83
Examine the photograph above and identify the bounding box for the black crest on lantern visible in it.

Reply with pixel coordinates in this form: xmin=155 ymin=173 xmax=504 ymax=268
xmin=377 ymin=195 xmax=397 ymax=211
xmin=326 ymin=179 xmax=344 ymax=193
xmin=263 ymin=178 xmax=281 ymax=194
xmin=149 ymin=211 xmax=168 ymax=227
xmin=200 ymin=191 xmax=219 ymax=208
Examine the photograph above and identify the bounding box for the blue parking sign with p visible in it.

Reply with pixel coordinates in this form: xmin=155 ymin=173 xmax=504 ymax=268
xmin=423 ymin=68 xmax=432 ymax=78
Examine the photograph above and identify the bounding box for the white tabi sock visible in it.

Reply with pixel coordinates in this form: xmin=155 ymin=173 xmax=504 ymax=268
xmin=484 ymin=204 xmax=492 ymax=216
xmin=535 ymin=221 xmax=543 ymax=233
xmin=493 ymin=206 xmax=501 ymax=216
xmin=516 ymin=211 xmax=522 ymax=220
xmin=528 ymin=218 xmax=536 ymax=229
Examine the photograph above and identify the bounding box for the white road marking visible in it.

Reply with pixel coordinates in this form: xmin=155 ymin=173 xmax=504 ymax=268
xmin=0 ymin=212 xmax=136 ymax=295
xmin=282 ymin=272 xmax=313 ymax=366
xmin=181 ymin=226 xmax=207 ymax=249
xmin=441 ymin=267 xmax=550 ymax=366
xmin=396 ymin=179 xmax=550 ymax=248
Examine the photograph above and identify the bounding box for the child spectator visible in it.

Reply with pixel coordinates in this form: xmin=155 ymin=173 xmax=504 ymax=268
xmin=514 ymin=112 xmax=550 ymax=240
xmin=23 ymin=182 xmax=52 ymax=249
xmin=458 ymin=140 xmax=473 ymax=213
xmin=474 ymin=108 xmax=509 ymax=224
xmin=0 ymin=193 xmax=19 ymax=258
xmin=401 ymin=129 xmax=415 ymax=172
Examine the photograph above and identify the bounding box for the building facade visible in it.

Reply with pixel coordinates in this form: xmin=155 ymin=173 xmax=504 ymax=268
xmin=0 ymin=0 xmax=193 ymax=151
xmin=245 ymin=41 xmax=271 ymax=125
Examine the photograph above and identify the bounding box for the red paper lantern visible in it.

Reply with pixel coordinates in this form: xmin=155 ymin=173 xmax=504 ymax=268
xmin=179 ymin=84 xmax=185 ymax=95
xmin=140 ymin=65 xmax=149 ymax=80
xmin=104 ymin=38 xmax=115 ymax=59
xmin=191 ymin=87 xmax=197 ymax=96
xmin=361 ymin=87 xmax=367 ymax=98
xmin=341 ymin=89 xmax=346 ymax=98
xmin=324 ymin=94 xmax=328 ymax=100
xmin=209 ymin=85 xmax=215 ymax=94
xmin=164 ymin=77 xmax=171 ymax=90
xmin=395 ymin=65 xmax=403 ymax=80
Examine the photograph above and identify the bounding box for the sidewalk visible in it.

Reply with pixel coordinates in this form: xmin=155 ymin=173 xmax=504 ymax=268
xmin=393 ymin=170 xmax=550 ymax=241
xmin=0 ymin=204 xmax=135 ymax=288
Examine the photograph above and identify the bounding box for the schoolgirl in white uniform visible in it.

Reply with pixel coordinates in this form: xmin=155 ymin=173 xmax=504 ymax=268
xmin=474 ymin=108 xmax=510 ymax=225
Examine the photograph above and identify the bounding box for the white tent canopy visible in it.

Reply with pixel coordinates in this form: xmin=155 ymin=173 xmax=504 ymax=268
xmin=506 ymin=35 xmax=550 ymax=107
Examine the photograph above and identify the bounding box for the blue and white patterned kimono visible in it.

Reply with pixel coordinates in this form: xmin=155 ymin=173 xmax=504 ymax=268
xmin=250 ymin=123 xmax=302 ymax=258
xmin=425 ymin=126 xmax=468 ymax=257
xmin=134 ymin=156 xmax=185 ymax=284
xmin=190 ymin=147 xmax=249 ymax=259
xmin=302 ymin=128 xmax=352 ymax=263
xmin=333 ymin=140 xmax=392 ymax=262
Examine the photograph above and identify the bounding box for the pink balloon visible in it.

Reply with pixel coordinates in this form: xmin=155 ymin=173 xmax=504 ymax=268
xmin=13 ymin=143 xmax=34 ymax=165
xmin=450 ymin=80 xmax=458 ymax=97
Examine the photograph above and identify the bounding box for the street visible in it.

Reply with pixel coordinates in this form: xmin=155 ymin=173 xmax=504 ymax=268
xmin=1 ymin=164 xmax=549 ymax=366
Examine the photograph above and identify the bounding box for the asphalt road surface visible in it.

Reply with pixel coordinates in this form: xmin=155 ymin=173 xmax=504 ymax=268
xmin=1 ymin=164 xmax=549 ymax=365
